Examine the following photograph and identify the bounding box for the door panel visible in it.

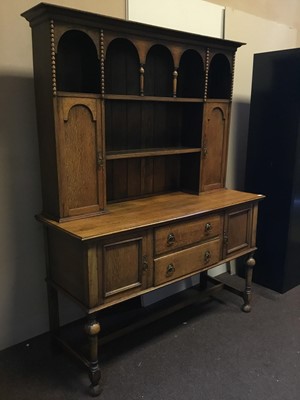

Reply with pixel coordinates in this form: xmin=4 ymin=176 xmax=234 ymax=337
xmin=201 ymin=102 xmax=229 ymax=191
xmin=99 ymin=230 xmax=153 ymax=303
xmin=56 ymin=97 xmax=105 ymax=218
xmin=223 ymin=204 xmax=253 ymax=258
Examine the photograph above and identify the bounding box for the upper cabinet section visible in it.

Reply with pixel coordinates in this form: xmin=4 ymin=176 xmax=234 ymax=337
xmin=22 ymin=3 xmax=243 ymax=220
xmin=22 ymin=3 xmax=243 ymax=101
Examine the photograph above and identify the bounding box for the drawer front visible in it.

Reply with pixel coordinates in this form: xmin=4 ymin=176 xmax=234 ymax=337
xmin=154 ymin=214 xmax=221 ymax=255
xmin=154 ymin=239 xmax=221 ymax=286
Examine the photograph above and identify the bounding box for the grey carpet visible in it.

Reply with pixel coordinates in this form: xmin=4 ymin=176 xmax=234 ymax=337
xmin=0 ymin=276 xmax=299 ymax=400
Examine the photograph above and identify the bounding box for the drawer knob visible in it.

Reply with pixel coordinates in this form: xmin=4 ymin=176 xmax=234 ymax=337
xmin=167 ymin=232 xmax=176 ymax=246
xmin=166 ymin=263 xmax=175 ymax=277
xmin=204 ymin=222 xmax=212 ymax=233
xmin=204 ymin=250 xmax=211 ymax=264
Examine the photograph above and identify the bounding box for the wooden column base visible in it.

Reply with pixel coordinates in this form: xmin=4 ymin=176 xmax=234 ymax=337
xmin=242 ymin=254 xmax=256 ymax=313
xmin=85 ymin=315 xmax=102 ymax=396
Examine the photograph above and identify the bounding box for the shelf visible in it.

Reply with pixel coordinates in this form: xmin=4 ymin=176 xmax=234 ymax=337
xmin=104 ymin=94 xmax=203 ymax=103
xmin=56 ymin=92 xmax=230 ymax=103
xmin=206 ymin=98 xmax=231 ymax=103
xmin=106 ymin=147 xmax=201 ymax=160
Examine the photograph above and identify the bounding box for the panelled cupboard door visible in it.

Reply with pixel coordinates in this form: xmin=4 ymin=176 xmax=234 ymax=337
xmin=200 ymin=102 xmax=230 ymax=191
xmin=55 ymin=96 xmax=105 ymax=219
xmin=223 ymin=204 xmax=253 ymax=258
xmin=98 ymin=230 xmax=153 ymax=304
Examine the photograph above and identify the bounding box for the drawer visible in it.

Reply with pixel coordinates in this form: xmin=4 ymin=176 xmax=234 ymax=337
xmin=154 ymin=238 xmax=221 ymax=286
xmin=154 ymin=214 xmax=221 ymax=255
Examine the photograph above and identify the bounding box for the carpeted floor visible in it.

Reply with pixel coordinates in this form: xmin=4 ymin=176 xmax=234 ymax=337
xmin=0 ymin=275 xmax=299 ymax=400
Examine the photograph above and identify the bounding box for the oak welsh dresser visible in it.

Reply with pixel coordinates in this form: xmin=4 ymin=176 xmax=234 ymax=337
xmin=22 ymin=3 xmax=264 ymax=396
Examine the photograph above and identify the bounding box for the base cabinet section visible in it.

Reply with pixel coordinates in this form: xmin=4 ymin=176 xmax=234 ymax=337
xmin=42 ymin=191 xmax=263 ymax=397
xmin=46 ymin=200 xmax=260 ymax=310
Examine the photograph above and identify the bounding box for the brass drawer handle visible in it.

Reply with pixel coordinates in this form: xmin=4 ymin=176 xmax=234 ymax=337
xmin=167 ymin=232 xmax=176 ymax=246
xmin=204 ymin=250 xmax=211 ymax=264
xmin=143 ymin=255 xmax=148 ymax=272
xmin=166 ymin=263 xmax=175 ymax=277
xmin=204 ymin=222 xmax=212 ymax=233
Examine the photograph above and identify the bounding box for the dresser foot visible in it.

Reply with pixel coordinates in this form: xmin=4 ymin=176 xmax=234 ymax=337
xmin=85 ymin=315 xmax=101 ymax=396
xmin=88 ymin=380 xmax=102 ymax=397
xmin=242 ymin=254 xmax=256 ymax=313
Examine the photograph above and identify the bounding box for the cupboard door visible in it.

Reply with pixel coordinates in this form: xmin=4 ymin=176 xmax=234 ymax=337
xmin=200 ymin=102 xmax=230 ymax=191
xmin=223 ymin=204 xmax=253 ymax=258
xmin=99 ymin=230 xmax=153 ymax=303
xmin=56 ymin=97 xmax=105 ymax=219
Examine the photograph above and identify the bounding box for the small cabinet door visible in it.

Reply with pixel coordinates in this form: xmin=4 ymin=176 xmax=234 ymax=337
xmin=98 ymin=230 xmax=153 ymax=304
xmin=55 ymin=96 xmax=105 ymax=219
xmin=200 ymin=102 xmax=230 ymax=191
xmin=223 ymin=204 xmax=254 ymax=259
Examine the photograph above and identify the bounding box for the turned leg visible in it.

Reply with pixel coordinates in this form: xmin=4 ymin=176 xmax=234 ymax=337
xmin=199 ymin=270 xmax=208 ymax=289
xmin=85 ymin=314 xmax=102 ymax=397
xmin=242 ymin=254 xmax=256 ymax=313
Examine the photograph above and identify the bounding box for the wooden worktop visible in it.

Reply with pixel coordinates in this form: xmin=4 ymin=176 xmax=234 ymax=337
xmin=37 ymin=189 xmax=264 ymax=241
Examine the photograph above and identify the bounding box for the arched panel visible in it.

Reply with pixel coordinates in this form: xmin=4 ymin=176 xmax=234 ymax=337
xmin=63 ymin=105 xmax=99 ymax=211
xmin=207 ymin=54 xmax=232 ymax=99
xmin=177 ymin=49 xmax=205 ymax=98
xmin=62 ymin=102 xmax=97 ymax=122
xmin=105 ymin=38 xmax=140 ymax=95
xmin=56 ymin=30 xmax=100 ymax=93
xmin=144 ymin=45 xmax=174 ymax=96
xmin=55 ymin=97 xmax=105 ymax=218
xmin=201 ymin=103 xmax=229 ymax=191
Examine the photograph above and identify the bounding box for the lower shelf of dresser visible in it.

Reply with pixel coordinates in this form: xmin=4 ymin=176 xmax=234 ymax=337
xmin=51 ymin=272 xmax=245 ymax=364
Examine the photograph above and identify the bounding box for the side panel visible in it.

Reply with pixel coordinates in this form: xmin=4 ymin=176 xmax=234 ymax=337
xmin=47 ymin=228 xmax=88 ymax=306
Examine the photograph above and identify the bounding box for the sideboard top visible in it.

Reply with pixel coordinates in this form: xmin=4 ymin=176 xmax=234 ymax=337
xmin=37 ymin=189 xmax=264 ymax=241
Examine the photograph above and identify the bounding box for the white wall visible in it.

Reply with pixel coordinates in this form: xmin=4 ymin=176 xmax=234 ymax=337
xmin=127 ymin=0 xmax=224 ymax=38
xmin=0 ymin=0 xmax=298 ymax=351
xmin=0 ymin=0 xmax=125 ymax=352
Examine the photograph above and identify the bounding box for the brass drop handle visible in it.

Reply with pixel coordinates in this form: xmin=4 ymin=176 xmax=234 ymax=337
xmin=204 ymin=250 xmax=211 ymax=264
xmin=166 ymin=263 xmax=175 ymax=277
xmin=204 ymin=222 xmax=212 ymax=233
xmin=167 ymin=232 xmax=176 ymax=246
xmin=224 ymin=232 xmax=228 ymax=245
xmin=143 ymin=255 xmax=148 ymax=272
xmin=97 ymin=152 xmax=104 ymax=168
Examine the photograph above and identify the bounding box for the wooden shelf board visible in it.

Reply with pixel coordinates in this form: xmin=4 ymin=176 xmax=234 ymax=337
xmin=104 ymin=94 xmax=204 ymax=103
xmin=106 ymin=147 xmax=201 ymax=160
